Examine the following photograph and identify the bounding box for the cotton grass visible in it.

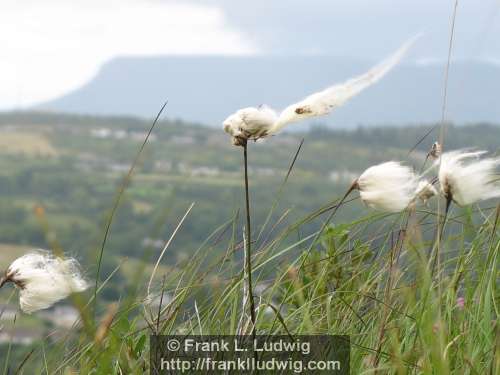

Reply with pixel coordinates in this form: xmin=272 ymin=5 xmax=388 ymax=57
xmin=438 ymin=150 xmax=500 ymax=206
xmin=354 ymin=161 xmax=421 ymax=212
xmin=223 ymin=35 xmax=419 ymax=146
xmin=0 ymin=250 xmax=88 ymax=313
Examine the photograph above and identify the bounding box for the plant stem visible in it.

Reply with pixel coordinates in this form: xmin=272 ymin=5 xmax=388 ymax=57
xmin=243 ymin=142 xmax=256 ymax=338
xmin=94 ymin=101 xmax=168 ymax=316
xmin=432 ymin=196 xmax=452 ymax=277
xmin=268 ymin=181 xmax=357 ymax=333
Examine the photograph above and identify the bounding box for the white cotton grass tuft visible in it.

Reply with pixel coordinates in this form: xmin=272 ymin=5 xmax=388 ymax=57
xmin=354 ymin=161 xmax=421 ymax=212
xmin=222 ymin=35 xmax=420 ymax=146
xmin=438 ymin=150 xmax=500 ymax=206
xmin=0 ymin=250 xmax=88 ymax=313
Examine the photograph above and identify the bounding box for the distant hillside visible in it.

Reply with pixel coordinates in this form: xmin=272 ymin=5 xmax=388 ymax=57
xmin=0 ymin=110 xmax=497 ymax=265
xmin=38 ymin=56 xmax=500 ymax=128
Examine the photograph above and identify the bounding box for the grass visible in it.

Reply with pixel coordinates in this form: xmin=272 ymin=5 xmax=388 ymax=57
xmin=0 ymin=50 xmax=497 ymax=372
xmin=3 ymin=189 xmax=497 ymax=374
xmin=0 ymin=120 xmax=497 ymax=374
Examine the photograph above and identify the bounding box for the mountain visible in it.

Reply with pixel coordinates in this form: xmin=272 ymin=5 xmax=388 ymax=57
xmin=39 ymin=56 xmax=500 ymax=128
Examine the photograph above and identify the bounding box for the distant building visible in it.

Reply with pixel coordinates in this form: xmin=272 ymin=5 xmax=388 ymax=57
xmin=38 ymin=305 xmax=81 ymax=329
xmin=90 ymin=128 xmax=157 ymax=142
xmin=108 ymin=163 xmax=130 ymax=173
xmin=130 ymin=131 xmax=157 ymax=142
xmin=0 ymin=328 xmax=42 ymax=345
xmin=142 ymin=238 xmax=164 ymax=249
xmin=154 ymin=160 xmax=173 ymax=172
xmin=329 ymin=170 xmax=358 ymax=183
xmin=170 ymin=135 xmax=195 ymax=145
xmin=177 ymin=162 xmax=220 ymax=177
xmin=253 ymin=167 xmax=279 ymax=177
xmin=190 ymin=166 xmax=220 ymax=177
xmin=90 ymin=128 xmax=112 ymax=138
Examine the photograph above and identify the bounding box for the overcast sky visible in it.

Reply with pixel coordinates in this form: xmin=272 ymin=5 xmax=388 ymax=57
xmin=1 ymin=0 xmax=499 ymax=109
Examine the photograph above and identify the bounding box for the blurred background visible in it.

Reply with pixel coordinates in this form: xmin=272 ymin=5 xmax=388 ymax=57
xmin=0 ymin=0 xmax=499 ymax=352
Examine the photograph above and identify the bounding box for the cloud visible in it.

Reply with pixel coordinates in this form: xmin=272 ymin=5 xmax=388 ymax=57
xmin=2 ymin=0 xmax=499 ymax=110
xmin=186 ymin=0 xmax=500 ymax=59
xmin=0 ymin=0 xmax=258 ymax=108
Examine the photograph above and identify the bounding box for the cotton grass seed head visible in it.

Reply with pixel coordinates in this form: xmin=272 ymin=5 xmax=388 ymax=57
xmin=222 ymin=36 xmax=418 ymax=146
xmin=0 ymin=250 xmax=88 ymax=313
xmin=355 ymin=161 xmax=420 ymax=212
xmin=428 ymin=142 xmax=442 ymax=160
xmin=438 ymin=150 xmax=500 ymax=206
xmin=415 ymin=180 xmax=438 ymax=205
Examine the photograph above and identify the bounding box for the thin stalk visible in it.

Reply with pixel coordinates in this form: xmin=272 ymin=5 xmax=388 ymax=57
xmin=147 ymin=202 xmax=195 ymax=298
xmin=435 ymin=0 xmax=458 ymax=267
xmin=269 ymin=181 xmax=358 ymax=333
xmin=155 ymin=276 xmax=167 ymax=335
xmin=243 ymin=142 xmax=256 ymax=338
xmin=408 ymin=0 xmax=458 ymax=156
xmin=412 ymin=196 xmax=452 ymax=354
xmin=256 ymin=139 xmax=304 ymax=244
xmin=431 ymin=196 xmax=452 ymax=276
xmin=94 ymin=101 xmax=168 ymax=312
xmin=420 ymin=153 xmax=430 ymax=173
xmin=302 ymin=181 xmax=358 ymax=260
xmin=373 ymin=222 xmax=407 ymax=368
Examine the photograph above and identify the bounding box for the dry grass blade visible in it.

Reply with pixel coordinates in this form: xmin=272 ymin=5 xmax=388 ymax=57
xmin=94 ymin=101 xmax=168 ymax=305
xmin=489 ymin=203 xmax=500 ymax=246
xmin=95 ymin=303 xmax=119 ymax=346
xmin=408 ymin=0 xmax=458 ymax=156
xmin=256 ymin=138 xmax=304 ymax=244
xmin=147 ymin=202 xmax=195 ymax=297
xmin=14 ymin=348 xmax=35 ymax=375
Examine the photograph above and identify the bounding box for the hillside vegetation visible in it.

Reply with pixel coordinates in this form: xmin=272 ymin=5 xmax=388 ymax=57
xmin=0 ymin=111 xmax=498 ymax=373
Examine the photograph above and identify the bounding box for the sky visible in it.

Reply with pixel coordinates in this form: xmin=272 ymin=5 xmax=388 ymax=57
xmin=1 ymin=0 xmax=499 ymax=109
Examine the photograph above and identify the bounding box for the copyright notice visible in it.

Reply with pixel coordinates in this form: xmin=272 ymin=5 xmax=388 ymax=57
xmin=150 ymin=335 xmax=350 ymax=374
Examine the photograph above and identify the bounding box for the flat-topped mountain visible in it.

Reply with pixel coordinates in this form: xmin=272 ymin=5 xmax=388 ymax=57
xmin=39 ymin=56 xmax=500 ymax=128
